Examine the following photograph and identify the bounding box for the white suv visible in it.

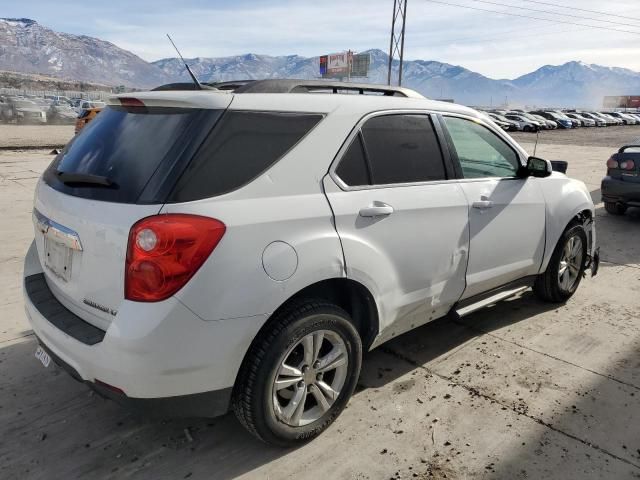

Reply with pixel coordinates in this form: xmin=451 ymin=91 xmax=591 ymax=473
xmin=23 ymin=80 xmax=599 ymax=446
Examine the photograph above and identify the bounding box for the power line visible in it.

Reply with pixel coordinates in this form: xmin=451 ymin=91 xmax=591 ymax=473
xmin=445 ymin=25 xmax=590 ymax=46
xmin=520 ymin=0 xmax=640 ymax=23
xmin=423 ymin=0 xmax=640 ymax=36
xmin=466 ymin=0 xmax=640 ymax=30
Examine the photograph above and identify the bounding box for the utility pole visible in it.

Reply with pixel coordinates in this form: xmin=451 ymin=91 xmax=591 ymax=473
xmin=387 ymin=0 xmax=408 ymax=86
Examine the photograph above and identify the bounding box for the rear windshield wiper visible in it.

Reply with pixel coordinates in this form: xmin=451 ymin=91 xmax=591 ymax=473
xmin=57 ymin=171 xmax=116 ymax=188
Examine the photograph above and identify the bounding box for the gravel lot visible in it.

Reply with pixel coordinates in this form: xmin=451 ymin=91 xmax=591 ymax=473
xmin=0 ymin=127 xmax=639 ymax=479
xmin=0 ymin=124 xmax=74 ymax=149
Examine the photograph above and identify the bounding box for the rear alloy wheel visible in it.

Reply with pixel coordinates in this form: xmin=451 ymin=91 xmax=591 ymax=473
xmin=273 ymin=329 xmax=349 ymax=427
xmin=534 ymin=223 xmax=588 ymax=302
xmin=604 ymin=202 xmax=627 ymax=216
xmin=233 ymin=301 xmax=362 ymax=446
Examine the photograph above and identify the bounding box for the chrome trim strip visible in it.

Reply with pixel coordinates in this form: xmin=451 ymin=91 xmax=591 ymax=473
xmin=32 ymin=209 xmax=83 ymax=251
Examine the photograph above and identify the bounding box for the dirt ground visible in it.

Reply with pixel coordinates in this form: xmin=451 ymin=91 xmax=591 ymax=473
xmin=512 ymin=125 xmax=640 ymax=149
xmin=0 ymin=127 xmax=639 ymax=480
xmin=0 ymin=124 xmax=74 ymax=148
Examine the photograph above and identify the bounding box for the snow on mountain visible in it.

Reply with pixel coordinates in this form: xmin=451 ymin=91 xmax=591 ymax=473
xmin=2 ymin=18 xmax=640 ymax=107
xmin=0 ymin=18 xmax=170 ymax=88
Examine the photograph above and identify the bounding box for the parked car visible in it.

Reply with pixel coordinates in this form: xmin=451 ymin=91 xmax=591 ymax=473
xmin=626 ymin=112 xmax=640 ymax=123
xmin=10 ymin=99 xmax=47 ymax=124
xmin=74 ymin=107 xmax=103 ymax=133
xmin=550 ymin=110 xmax=581 ymax=128
xmin=511 ymin=111 xmax=551 ymax=129
xmin=24 ymin=80 xmax=599 ymax=446
xmin=530 ymin=114 xmax=557 ymax=129
xmin=564 ymin=113 xmax=596 ymax=127
xmin=504 ymin=113 xmax=540 ymax=132
xmin=487 ymin=112 xmax=522 ymax=131
xmin=601 ymin=145 xmax=640 ymax=215
xmin=478 ymin=111 xmax=512 ymax=131
xmin=48 ymin=103 xmax=78 ymax=124
xmin=608 ymin=112 xmax=638 ymax=125
xmin=598 ymin=113 xmax=623 ymax=126
xmin=44 ymin=95 xmax=72 ymax=106
xmin=579 ymin=112 xmax=608 ymax=127
xmin=531 ymin=111 xmax=573 ymax=129
xmin=74 ymin=100 xmax=106 ymax=115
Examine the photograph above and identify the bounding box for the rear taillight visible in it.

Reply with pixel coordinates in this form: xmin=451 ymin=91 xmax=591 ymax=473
xmin=125 ymin=214 xmax=226 ymax=302
xmin=606 ymin=157 xmax=619 ymax=169
xmin=620 ymin=159 xmax=635 ymax=170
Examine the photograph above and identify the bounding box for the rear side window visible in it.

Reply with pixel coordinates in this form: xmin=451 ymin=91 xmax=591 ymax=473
xmin=335 ymin=114 xmax=446 ymax=186
xmin=43 ymin=106 xmax=222 ymax=203
xmin=169 ymin=111 xmax=323 ymax=202
xmin=363 ymin=115 xmax=446 ymax=184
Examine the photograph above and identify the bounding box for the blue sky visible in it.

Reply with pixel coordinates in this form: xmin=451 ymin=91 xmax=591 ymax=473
xmin=5 ymin=0 xmax=640 ymax=78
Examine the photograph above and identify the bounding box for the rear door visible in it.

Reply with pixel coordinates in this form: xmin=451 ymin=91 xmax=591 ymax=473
xmin=440 ymin=114 xmax=546 ymax=299
xmin=32 ymin=96 xmax=230 ymax=329
xmin=324 ymin=112 xmax=469 ymax=340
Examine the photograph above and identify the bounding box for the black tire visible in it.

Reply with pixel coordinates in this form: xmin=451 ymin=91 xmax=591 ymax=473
xmin=233 ymin=300 xmax=362 ymax=446
xmin=604 ymin=202 xmax=627 ymax=215
xmin=523 ymin=125 xmax=532 ymax=132
xmin=534 ymin=222 xmax=588 ymax=303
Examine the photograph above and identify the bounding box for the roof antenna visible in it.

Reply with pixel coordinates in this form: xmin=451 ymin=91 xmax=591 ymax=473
xmin=166 ymin=34 xmax=202 ymax=90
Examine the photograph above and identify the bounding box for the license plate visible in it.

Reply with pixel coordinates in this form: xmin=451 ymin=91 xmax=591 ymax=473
xmin=44 ymin=237 xmax=73 ymax=282
xmin=35 ymin=346 xmax=51 ymax=368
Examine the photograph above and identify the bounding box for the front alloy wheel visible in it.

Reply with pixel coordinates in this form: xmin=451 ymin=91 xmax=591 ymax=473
xmin=557 ymin=235 xmax=583 ymax=292
xmin=534 ymin=222 xmax=588 ymax=302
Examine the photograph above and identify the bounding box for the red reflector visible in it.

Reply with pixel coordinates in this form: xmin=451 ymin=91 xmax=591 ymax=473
xmin=118 ymin=97 xmax=145 ymax=108
xmin=125 ymin=214 xmax=226 ymax=302
xmin=95 ymin=379 xmax=125 ymax=395
xmin=606 ymin=157 xmax=619 ymax=169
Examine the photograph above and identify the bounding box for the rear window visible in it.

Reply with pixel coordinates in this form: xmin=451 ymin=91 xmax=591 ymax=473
xmin=43 ymin=106 xmax=222 ymax=203
xmin=168 ymin=111 xmax=323 ymax=202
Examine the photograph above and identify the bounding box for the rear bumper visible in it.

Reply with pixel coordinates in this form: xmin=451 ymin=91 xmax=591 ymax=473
xmin=23 ymin=241 xmax=267 ymax=417
xmin=35 ymin=338 xmax=232 ymax=418
xmin=601 ymin=176 xmax=640 ymax=206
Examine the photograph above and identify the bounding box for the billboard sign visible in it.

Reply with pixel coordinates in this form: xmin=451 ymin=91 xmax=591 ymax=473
xmin=320 ymin=51 xmax=370 ymax=79
xmin=327 ymin=52 xmax=351 ymax=76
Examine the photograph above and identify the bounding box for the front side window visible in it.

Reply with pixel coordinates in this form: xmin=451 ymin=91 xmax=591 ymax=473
xmin=444 ymin=116 xmax=520 ymax=179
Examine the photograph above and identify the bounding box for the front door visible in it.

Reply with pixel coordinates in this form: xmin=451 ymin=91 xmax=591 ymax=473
xmin=441 ymin=115 xmax=546 ymax=299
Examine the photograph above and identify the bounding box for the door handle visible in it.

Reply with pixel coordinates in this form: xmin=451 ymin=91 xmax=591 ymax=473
xmin=359 ymin=202 xmax=394 ymax=217
xmin=472 ymin=195 xmax=493 ymax=209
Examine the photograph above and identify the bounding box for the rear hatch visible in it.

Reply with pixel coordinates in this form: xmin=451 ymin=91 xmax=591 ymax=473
xmin=33 ymin=93 xmax=231 ymax=329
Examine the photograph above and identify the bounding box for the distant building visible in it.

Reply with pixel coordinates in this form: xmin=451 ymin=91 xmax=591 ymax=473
xmin=603 ymin=96 xmax=640 ymax=109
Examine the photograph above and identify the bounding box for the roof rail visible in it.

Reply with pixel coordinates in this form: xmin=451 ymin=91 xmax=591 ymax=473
xmin=233 ymin=79 xmax=424 ymax=98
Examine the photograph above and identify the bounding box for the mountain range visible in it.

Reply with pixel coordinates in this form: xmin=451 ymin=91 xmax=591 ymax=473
xmin=2 ymin=17 xmax=640 ymax=107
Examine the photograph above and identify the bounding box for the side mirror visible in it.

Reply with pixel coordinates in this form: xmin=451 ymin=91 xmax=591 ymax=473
xmin=521 ymin=156 xmax=552 ymax=178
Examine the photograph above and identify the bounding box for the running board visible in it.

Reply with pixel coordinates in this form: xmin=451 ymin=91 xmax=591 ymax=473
xmin=455 ymin=286 xmax=530 ymax=318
